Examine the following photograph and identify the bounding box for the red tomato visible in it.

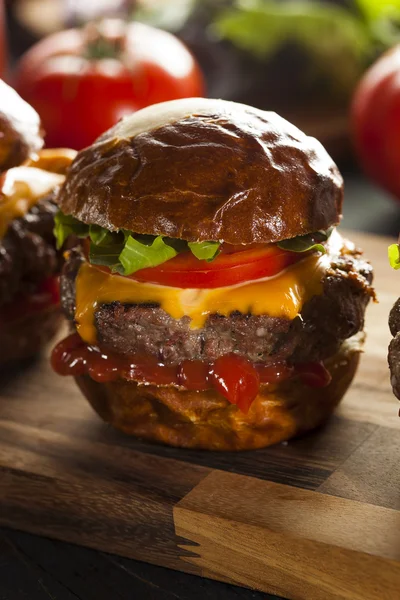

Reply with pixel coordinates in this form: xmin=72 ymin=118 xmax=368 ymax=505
xmin=132 ymin=244 xmax=304 ymax=289
xmin=352 ymin=46 xmax=400 ymax=200
xmin=14 ymin=20 xmax=205 ymax=150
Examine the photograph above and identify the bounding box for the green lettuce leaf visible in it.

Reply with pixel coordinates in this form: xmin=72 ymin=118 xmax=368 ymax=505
xmin=89 ymin=242 xmax=124 ymax=273
xmin=89 ymin=224 xmax=120 ymax=247
xmin=277 ymin=229 xmax=332 ymax=254
xmin=213 ymin=0 xmax=371 ymax=95
xmin=55 ymin=209 xmax=340 ymax=279
xmin=119 ymin=235 xmax=178 ymax=275
xmin=54 ymin=210 xmax=222 ymax=274
xmin=188 ymin=241 xmax=220 ymax=261
xmin=53 ymin=212 xmax=89 ymax=250
xmin=388 ymin=244 xmax=400 ymax=270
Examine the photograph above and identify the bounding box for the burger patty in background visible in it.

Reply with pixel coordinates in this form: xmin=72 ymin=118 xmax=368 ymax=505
xmin=0 ymin=192 xmax=59 ymax=305
xmin=61 ymin=245 xmax=372 ymax=366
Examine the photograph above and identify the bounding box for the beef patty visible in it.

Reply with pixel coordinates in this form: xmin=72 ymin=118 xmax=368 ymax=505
xmin=388 ymin=298 xmax=400 ymax=399
xmin=0 ymin=191 xmax=60 ymax=306
xmin=61 ymin=242 xmax=373 ymax=366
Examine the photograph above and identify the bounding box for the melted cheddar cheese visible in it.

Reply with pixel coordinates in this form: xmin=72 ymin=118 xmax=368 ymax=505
xmin=75 ymin=252 xmax=331 ymax=345
xmin=24 ymin=148 xmax=77 ymax=174
xmin=0 ymin=166 xmax=65 ymax=237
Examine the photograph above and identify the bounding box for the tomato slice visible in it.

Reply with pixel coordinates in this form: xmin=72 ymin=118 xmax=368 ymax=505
xmin=131 ymin=244 xmax=304 ymax=289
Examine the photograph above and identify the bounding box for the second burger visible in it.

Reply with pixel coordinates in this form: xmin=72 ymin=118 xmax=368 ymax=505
xmin=0 ymin=80 xmax=76 ymax=364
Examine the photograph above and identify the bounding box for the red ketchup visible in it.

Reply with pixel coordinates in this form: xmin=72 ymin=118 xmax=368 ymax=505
xmin=51 ymin=334 xmax=331 ymax=414
xmin=209 ymin=354 xmax=260 ymax=413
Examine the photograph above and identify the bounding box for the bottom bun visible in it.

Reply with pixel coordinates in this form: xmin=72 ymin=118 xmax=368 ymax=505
xmin=75 ymin=335 xmax=363 ymax=451
xmin=0 ymin=305 xmax=62 ymax=365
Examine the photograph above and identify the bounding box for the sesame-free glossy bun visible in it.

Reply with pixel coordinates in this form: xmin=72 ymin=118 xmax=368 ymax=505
xmin=0 ymin=80 xmax=43 ymax=172
xmin=57 ymin=98 xmax=343 ymax=245
xmin=75 ymin=337 xmax=360 ymax=451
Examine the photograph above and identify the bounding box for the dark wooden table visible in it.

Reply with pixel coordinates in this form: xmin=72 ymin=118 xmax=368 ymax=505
xmin=1 ymin=171 xmax=398 ymax=600
xmin=0 ymin=529 xmax=269 ymax=600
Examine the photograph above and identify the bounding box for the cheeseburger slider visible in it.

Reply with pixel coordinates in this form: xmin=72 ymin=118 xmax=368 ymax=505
xmin=0 ymin=80 xmax=76 ymax=364
xmin=388 ymin=241 xmax=400 ymax=400
xmin=52 ymin=98 xmax=374 ymax=450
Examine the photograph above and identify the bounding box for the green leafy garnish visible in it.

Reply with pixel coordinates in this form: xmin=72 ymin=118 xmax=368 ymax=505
xmin=119 ymin=235 xmax=178 ymax=275
xmin=89 ymin=242 xmax=125 ymax=273
xmin=54 ymin=212 xmax=89 ymax=250
xmin=388 ymin=244 xmax=400 ymax=270
xmin=55 ymin=208 xmax=335 ymax=276
xmin=135 ymin=0 xmax=400 ymax=98
xmin=89 ymin=224 xmax=119 ymax=247
xmin=54 ymin=210 xmax=221 ymax=275
xmin=277 ymin=228 xmax=333 ymax=254
xmin=213 ymin=0 xmax=371 ymax=95
xmin=188 ymin=241 xmax=220 ymax=261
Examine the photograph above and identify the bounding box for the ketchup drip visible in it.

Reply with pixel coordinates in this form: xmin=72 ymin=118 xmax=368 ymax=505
xmin=51 ymin=333 xmax=332 ymax=414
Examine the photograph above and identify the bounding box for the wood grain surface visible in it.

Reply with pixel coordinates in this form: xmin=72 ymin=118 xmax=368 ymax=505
xmin=0 ymin=230 xmax=399 ymax=600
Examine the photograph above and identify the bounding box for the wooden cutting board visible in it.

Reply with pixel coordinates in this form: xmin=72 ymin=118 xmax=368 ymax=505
xmin=1 ymin=230 xmax=399 ymax=600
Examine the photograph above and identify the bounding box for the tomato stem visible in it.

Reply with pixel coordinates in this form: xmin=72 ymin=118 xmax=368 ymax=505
xmin=84 ymin=20 xmax=126 ymax=61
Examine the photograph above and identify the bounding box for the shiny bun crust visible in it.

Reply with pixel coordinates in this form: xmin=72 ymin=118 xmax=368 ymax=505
xmin=58 ymin=98 xmax=343 ymax=245
xmin=75 ymin=338 xmax=360 ymax=451
xmin=0 ymin=80 xmax=43 ymax=172
xmin=0 ymin=306 xmax=61 ymax=366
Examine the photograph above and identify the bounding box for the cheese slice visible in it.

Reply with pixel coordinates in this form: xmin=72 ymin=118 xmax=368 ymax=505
xmin=0 ymin=166 xmax=65 ymax=238
xmin=75 ymin=252 xmax=331 ymax=345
